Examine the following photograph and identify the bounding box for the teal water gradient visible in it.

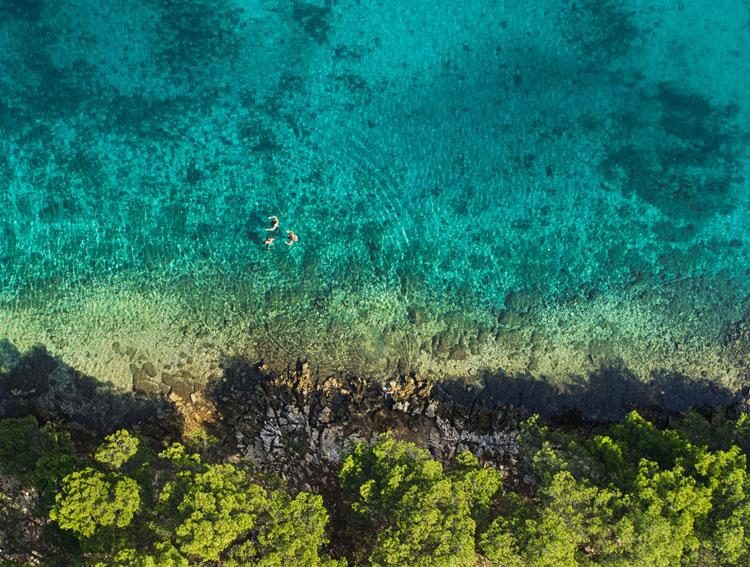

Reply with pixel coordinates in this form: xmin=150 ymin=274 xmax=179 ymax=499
xmin=1 ymin=1 xmax=749 ymax=389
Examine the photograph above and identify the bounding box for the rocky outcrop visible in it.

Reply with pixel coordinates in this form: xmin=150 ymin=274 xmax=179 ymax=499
xmin=2 ymin=338 xmax=747 ymax=492
xmin=211 ymin=358 xmax=748 ymax=490
xmin=212 ymin=359 xmax=526 ymax=489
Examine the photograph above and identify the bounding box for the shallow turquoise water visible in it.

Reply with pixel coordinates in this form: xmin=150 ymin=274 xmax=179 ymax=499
xmin=1 ymin=1 xmax=749 ymax=386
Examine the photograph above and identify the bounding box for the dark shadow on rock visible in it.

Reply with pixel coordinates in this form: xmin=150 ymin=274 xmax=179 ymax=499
xmin=208 ymin=357 xmax=445 ymax=486
xmin=209 ymin=356 xmax=394 ymax=445
xmin=210 ymin=357 xmax=743 ymax=466
xmin=435 ymin=360 xmax=738 ymax=426
xmin=204 ymin=355 xmax=747 ymax=500
xmin=649 ymin=368 xmax=736 ymax=415
xmin=0 ymin=340 xmax=183 ymax=441
xmin=209 ymin=356 xmax=741 ymax=488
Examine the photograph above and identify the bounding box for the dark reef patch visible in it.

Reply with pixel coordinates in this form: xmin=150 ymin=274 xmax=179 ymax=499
xmin=601 ymin=83 xmax=745 ymax=222
xmin=151 ymin=0 xmax=245 ymax=85
xmin=0 ymin=0 xmax=45 ymax=22
xmin=0 ymin=21 xmax=96 ymax=125
xmin=561 ymin=0 xmax=640 ymax=68
xmin=292 ymin=0 xmax=334 ymax=45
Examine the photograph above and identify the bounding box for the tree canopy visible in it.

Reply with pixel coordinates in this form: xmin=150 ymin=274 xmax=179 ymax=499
xmin=478 ymin=411 xmax=750 ymax=567
xmin=340 ymin=433 xmax=500 ymax=567
xmin=1 ymin=410 xmax=749 ymax=566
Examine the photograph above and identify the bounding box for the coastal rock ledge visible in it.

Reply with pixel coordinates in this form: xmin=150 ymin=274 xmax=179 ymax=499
xmin=1 ymin=339 xmax=748 ymax=491
xmin=210 ymin=358 xmax=748 ymax=490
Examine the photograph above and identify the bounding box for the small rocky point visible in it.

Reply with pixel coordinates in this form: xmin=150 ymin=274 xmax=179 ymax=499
xmin=211 ymin=360 xmax=521 ymax=490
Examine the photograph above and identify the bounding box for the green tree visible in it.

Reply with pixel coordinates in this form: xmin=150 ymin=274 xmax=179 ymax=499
xmin=692 ymin=445 xmax=750 ymax=566
xmin=50 ymin=467 xmax=140 ymax=538
xmin=451 ymin=450 xmax=502 ymax=527
xmin=0 ymin=416 xmax=78 ymax=504
xmin=96 ymin=543 xmax=189 ymax=567
xmin=9 ymin=410 xmax=748 ymax=567
xmin=94 ymin=429 xmax=140 ymax=470
xmin=482 ymin=411 xmax=750 ymax=567
xmin=0 ymin=416 xmax=47 ymax=476
xmin=172 ymin=463 xmax=265 ymax=561
xmin=340 ymin=434 xmax=495 ymax=567
xmin=480 ymin=471 xmax=627 ymax=567
xmin=155 ymin=444 xmax=341 ymax=565
xmin=0 ymin=420 xmax=338 ymax=565
xmin=607 ymin=412 xmax=701 ymax=484
xmin=226 ymin=491 xmax=345 ymax=567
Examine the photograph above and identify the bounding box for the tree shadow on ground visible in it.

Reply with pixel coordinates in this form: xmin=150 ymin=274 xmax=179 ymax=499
xmin=208 ymin=356 xmax=393 ymax=444
xmin=208 ymin=355 xmax=743 ymax=463
xmin=0 ymin=339 xmax=182 ymax=442
xmin=435 ymin=360 xmax=738 ymax=428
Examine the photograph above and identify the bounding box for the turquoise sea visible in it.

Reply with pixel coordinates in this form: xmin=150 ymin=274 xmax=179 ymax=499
xmin=1 ymin=0 xmax=749 ymax=396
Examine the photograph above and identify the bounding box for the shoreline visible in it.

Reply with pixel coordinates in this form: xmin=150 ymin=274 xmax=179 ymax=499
xmin=0 ymin=270 xmax=747 ymax=396
xmin=1 ymin=342 xmax=748 ymax=492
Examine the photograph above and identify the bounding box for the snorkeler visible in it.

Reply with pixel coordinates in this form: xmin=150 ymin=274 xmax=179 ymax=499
xmin=266 ymin=215 xmax=280 ymax=231
xmin=263 ymin=236 xmax=275 ymax=247
xmin=285 ymin=230 xmax=299 ymax=246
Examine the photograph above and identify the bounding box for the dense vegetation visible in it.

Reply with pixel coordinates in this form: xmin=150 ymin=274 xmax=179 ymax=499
xmin=1 ymin=411 xmax=749 ymax=566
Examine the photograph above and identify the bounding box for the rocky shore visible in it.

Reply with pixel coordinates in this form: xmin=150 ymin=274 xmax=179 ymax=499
xmin=209 ymin=357 xmax=747 ymax=490
xmin=1 ymin=339 xmax=748 ymax=491
xmin=212 ymin=360 xmax=521 ymax=490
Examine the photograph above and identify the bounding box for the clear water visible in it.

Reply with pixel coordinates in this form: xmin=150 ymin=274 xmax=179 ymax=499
xmin=1 ymin=0 xmax=749 ymax=392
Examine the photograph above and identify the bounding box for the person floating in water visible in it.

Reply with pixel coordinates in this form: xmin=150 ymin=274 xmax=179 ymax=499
xmin=266 ymin=215 xmax=279 ymax=231
xmin=263 ymin=236 xmax=275 ymax=247
xmin=285 ymin=230 xmax=299 ymax=246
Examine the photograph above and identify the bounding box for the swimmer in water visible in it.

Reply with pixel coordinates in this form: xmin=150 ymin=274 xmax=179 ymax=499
xmin=266 ymin=216 xmax=279 ymax=231
xmin=285 ymin=230 xmax=299 ymax=246
xmin=263 ymin=236 xmax=275 ymax=247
